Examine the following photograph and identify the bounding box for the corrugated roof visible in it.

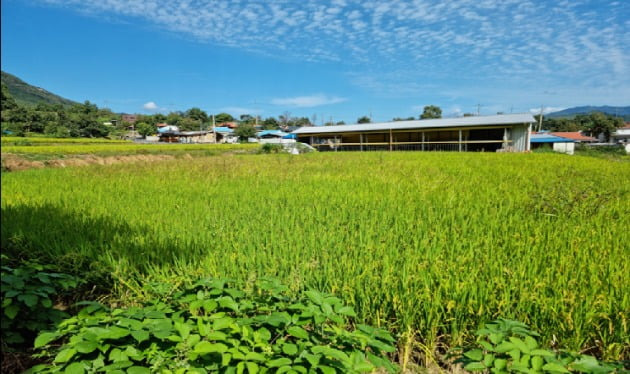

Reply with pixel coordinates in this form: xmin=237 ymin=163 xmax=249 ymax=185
xmin=530 ymin=133 xmax=574 ymax=143
xmin=550 ymin=132 xmax=596 ymax=142
xmin=258 ymin=130 xmax=288 ymax=137
xmin=213 ymin=127 xmax=234 ymax=133
xmin=292 ymin=113 xmax=535 ymax=135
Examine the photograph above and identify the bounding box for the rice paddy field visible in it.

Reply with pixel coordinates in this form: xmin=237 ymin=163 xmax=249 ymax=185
xmin=1 ymin=149 xmax=629 ymax=364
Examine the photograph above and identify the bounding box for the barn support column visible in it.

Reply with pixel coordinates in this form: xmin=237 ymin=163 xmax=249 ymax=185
xmin=459 ymin=130 xmax=462 ymax=152
xmin=421 ymin=132 xmax=425 ymax=151
xmin=389 ymin=129 xmax=393 ymax=151
xmin=503 ymin=128 xmax=508 ymax=149
xmin=360 ymin=133 xmax=363 ymax=151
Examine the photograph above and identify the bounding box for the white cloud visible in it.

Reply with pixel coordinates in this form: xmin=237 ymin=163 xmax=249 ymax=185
xmin=271 ymin=94 xmax=347 ymax=108
xmin=529 ymin=106 xmax=566 ymax=115
xmin=143 ymin=101 xmax=164 ymax=112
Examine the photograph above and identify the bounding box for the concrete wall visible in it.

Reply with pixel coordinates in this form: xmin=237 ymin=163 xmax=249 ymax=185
xmin=259 ymin=138 xmax=296 ymax=144
xmin=553 ymin=142 xmax=575 ymax=155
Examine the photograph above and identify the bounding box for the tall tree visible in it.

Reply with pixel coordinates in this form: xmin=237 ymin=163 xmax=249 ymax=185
xmin=581 ymin=112 xmax=622 ymax=142
xmin=136 ymin=122 xmax=155 ymax=138
xmin=279 ymin=111 xmax=292 ymax=128
xmin=420 ymin=105 xmax=442 ymax=119
xmin=262 ymin=117 xmax=279 ymax=130
xmin=239 ymin=114 xmax=254 ymax=125
xmin=186 ymin=107 xmax=208 ymax=123
xmin=234 ymin=123 xmax=256 ymax=141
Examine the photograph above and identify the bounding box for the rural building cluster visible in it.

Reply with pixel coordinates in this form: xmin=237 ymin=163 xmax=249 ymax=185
xmin=123 ymin=113 xmax=630 ymax=155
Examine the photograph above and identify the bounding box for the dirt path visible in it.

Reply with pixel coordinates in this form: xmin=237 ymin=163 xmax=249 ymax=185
xmin=1 ymin=153 xmax=177 ymax=172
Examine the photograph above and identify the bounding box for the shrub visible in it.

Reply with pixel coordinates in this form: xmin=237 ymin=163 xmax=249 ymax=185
xmin=31 ymin=278 xmax=397 ymax=373
xmin=260 ymin=143 xmax=284 ymax=154
xmin=455 ymin=319 xmax=622 ymax=373
xmin=1 ymin=257 xmax=80 ymax=348
xmin=575 ymin=144 xmax=627 ymax=157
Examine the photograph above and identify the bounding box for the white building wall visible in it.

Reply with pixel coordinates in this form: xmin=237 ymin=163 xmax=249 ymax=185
xmin=511 ymin=124 xmax=530 ymax=152
xmin=259 ymin=138 xmax=296 ymax=144
xmin=553 ymin=142 xmax=575 ymax=155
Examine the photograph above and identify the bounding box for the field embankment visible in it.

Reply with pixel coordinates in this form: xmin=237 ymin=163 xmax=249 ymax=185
xmin=1 ymin=141 xmax=259 ymax=171
xmin=1 ymin=152 xmax=629 ymax=365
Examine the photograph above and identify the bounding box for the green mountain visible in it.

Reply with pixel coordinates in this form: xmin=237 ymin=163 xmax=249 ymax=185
xmin=1 ymin=71 xmax=78 ymax=108
xmin=547 ymin=106 xmax=630 ymax=120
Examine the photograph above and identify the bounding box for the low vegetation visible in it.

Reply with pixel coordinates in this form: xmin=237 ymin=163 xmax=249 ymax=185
xmin=1 ymin=137 xmax=131 ymax=145
xmin=455 ymin=319 xmax=623 ymax=373
xmin=30 ymin=278 xmax=397 ymax=373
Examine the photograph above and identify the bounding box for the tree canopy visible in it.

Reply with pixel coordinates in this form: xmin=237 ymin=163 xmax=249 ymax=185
xmin=540 ymin=112 xmax=623 ymax=141
xmin=234 ymin=123 xmax=256 ymax=141
xmin=357 ymin=116 xmax=371 ymax=124
xmin=215 ymin=112 xmax=234 ymax=123
xmin=420 ymin=105 xmax=442 ymax=119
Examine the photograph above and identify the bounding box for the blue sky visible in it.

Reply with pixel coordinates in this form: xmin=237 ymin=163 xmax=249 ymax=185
xmin=1 ymin=0 xmax=629 ymax=123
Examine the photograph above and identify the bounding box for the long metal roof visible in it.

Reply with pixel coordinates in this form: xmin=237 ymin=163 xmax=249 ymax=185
xmin=292 ymin=113 xmax=535 ymax=134
xmin=530 ymin=133 xmax=574 ymax=143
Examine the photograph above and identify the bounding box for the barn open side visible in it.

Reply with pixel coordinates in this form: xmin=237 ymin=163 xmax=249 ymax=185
xmin=293 ymin=113 xmax=535 ymax=152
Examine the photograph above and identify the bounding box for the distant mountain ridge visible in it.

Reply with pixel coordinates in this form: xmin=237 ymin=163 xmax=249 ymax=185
xmin=547 ymin=105 xmax=630 ymax=119
xmin=1 ymin=71 xmax=78 ymax=108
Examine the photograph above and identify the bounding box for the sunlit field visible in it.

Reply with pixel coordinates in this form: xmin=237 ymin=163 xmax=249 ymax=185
xmin=2 ymin=152 xmax=628 ymax=360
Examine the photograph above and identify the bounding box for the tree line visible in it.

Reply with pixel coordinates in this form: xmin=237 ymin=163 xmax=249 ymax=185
xmin=535 ymin=112 xmax=623 ymax=141
xmin=2 ymin=84 xmax=622 ymax=141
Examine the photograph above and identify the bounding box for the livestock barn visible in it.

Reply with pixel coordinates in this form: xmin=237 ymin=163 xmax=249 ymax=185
xmin=293 ymin=113 xmax=535 ymax=152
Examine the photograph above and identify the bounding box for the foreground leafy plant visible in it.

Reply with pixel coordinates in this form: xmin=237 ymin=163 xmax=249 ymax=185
xmin=456 ymin=319 xmax=623 ymax=373
xmin=30 ymin=278 xmax=397 ymax=373
xmin=1 ymin=256 xmax=80 ymax=348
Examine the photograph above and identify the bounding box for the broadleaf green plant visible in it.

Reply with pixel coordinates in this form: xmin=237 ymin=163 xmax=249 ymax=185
xmin=30 ymin=277 xmax=398 ymax=373
xmin=455 ymin=319 xmax=622 ymax=373
xmin=1 ymin=256 xmax=80 ymax=348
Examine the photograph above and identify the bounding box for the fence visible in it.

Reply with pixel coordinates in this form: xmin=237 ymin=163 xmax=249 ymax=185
xmin=313 ymin=141 xmax=506 ymax=152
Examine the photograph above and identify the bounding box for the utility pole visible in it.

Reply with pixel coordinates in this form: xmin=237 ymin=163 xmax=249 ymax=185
xmin=212 ymin=114 xmax=216 ymax=143
xmin=476 ymin=104 xmax=482 ymax=116
xmin=538 ymin=105 xmax=544 ymax=132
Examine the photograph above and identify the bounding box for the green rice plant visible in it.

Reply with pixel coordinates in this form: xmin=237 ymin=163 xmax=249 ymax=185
xmin=1 ymin=152 xmax=629 ymax=365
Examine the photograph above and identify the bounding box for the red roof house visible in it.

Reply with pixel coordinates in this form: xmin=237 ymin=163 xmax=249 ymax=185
xmin=550 ymin=132 xmax=597 ymax=142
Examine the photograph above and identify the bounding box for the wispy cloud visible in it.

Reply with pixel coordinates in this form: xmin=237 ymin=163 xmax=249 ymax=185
xmin=219 ymin=107 xmax=262 ymax=116
xmin=529 ymin=106 xmax=566 ymax=115
xmin=271 ymin=94 xmax=347 ymax=108
xmin=39 ymin=0 xmax=630 ymax=104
